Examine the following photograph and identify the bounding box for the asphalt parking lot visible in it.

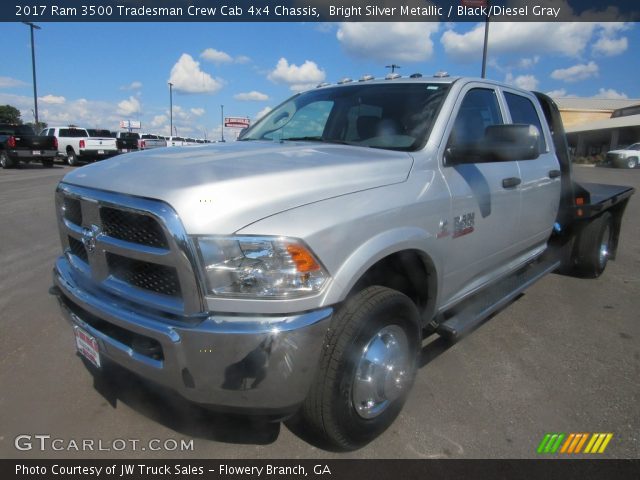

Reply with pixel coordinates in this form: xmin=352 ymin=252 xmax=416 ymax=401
xmin=0 ymin=162 xmax=638 ymax=459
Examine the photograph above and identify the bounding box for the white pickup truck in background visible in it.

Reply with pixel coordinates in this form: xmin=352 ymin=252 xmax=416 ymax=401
xmin=139 ymin=133 xmax=167 ymax=150
xmin=41 ymin=126 xmax=118 ymax=166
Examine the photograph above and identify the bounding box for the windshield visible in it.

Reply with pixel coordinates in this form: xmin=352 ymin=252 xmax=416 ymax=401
xmin=627 ymin=143 xmax=640 ymax=150
xmin=239 ymin=83 xmax=449 ymax=151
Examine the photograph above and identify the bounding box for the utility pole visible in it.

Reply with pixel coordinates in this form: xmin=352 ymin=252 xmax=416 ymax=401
xmin=23 ymin=22 xmax=41 ymax=128
xmin=220 ymin=105 xmax=225 ymax=142
xmin=168 ymin=82 xmax=173 ymax=137
xmin=481 ymin=2 xmax=491 ymax=78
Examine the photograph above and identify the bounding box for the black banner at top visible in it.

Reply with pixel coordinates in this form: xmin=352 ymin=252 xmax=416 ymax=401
xmin=4 ymin=0 xmax=640 ymax=22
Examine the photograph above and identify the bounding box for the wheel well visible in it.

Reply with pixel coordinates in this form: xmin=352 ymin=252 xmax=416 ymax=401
xmin=66 ymin=146 xmax=74 ymax=153
xmin=350 ymin=250 xmax=436 ymax=323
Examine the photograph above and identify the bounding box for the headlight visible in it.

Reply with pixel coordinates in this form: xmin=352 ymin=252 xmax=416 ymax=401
xmin=194 ymin=236 xmax=329 ymax=299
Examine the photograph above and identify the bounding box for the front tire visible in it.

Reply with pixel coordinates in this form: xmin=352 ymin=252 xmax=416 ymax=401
xmin=301 ymin=286 xmax=420 ymax=450
xmin=627 ymin=157 xmax=638 ymax=169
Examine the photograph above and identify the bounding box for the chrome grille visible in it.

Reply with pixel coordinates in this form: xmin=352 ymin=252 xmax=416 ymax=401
xmin=68 ymin=236 xmax=88 ymax=263
xmin=56 ymin=183 xmax=205 ymax=316
xmin=63 ymin=197 xmax=82 ymax=226
xmin=100 ymin=207 xmax=168 ymax=248
xmin=106 ymin=253 xmax=181 ymax=297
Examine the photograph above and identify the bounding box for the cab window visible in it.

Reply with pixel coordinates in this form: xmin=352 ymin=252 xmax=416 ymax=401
xmin=504 ymin=92 xmax=547 ymax=152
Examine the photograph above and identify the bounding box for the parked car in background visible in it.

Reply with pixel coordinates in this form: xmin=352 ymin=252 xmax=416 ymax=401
xmin=166 ymin=136 xmax=186 ymax=147
xmin=112 ymin=131 xmax=141 ymax=153
xmin=42 ymin=126 xmax=118 ymax=166
xmin=606 ymin=143 xmax=640 ymax=169
xmin=0 ymin=123 xmax=58 ymax=168
xmin=139 ymin=133 xmax=167 ymax=150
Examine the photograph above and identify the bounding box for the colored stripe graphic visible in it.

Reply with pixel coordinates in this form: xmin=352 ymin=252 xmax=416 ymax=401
xmin=538 ymin=433 xmax=613 ymax=454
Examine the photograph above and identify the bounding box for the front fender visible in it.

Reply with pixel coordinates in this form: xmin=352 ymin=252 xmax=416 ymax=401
xmin=320 ymin=227 xmax=443 ymax=306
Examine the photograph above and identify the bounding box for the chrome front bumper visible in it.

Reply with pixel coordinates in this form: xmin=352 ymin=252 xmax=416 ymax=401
xmin=52 ymin=257 xmax=332 ymax=414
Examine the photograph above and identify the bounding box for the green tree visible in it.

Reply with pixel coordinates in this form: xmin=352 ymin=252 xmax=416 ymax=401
xmin=0 ymin=105 xmax=23 ymax=124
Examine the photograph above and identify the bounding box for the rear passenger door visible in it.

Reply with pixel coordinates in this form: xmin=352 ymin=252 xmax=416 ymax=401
xmin=438 ymin=85 xmax=523 ymax=304
xmin=502 ymin=89 xmax=561 ymax=247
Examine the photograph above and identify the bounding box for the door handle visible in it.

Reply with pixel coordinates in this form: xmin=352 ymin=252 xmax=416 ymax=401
xmin=502 ymin=177 xmax=522 ymax=189
xmin=548 ymin=169 xmax=561 ymax=179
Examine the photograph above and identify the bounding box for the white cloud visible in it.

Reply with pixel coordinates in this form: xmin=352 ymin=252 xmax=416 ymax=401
xmin=594 ymin=88 xmax=628 ymax=100
xmin=546 ymin=89 xmax=568 ymax=98
xmin=0 ymin=76 xmax=27 ymax=88
xmin=517 ymin=56 xmax=540 ymax=69
xmin=442 ymin=23 xmax=600 ymax=62
xmin=267 ymin=58 xmax=326 ymax=92
xmin=200 ymin=48 xmax=233 ymax=64
xmin=255 ymin=106 xmax=272 ymax=121
xmin=551 ymin=62 xmax=599 ymax=83
xmin=168 ymin=54 xmax=223 ymax=94
xmin=190 ymin=107 xmax=205 ymax=116
xmin=505 ymin=74 xmax=539 ymax=91
xmin=201 ymin=48 xmax=251 ymax=65
xmin=0 ymin=92 xmax=123 ymax=128
xmin=234 ymin=91 xmax=269 ymax=101
xmin=592 ymin=36 xmax=628 ymax=56
xmin=337 ymin=23 xmax=439 ymax=63
xmin=117 ymin=96 xmax=141 ymax=116
xmin=151 ymin=115 xmax=167 ymax=128
xmin=120 ymin=81 xmax=143 ymax=90
xmin=39 ymin=94 xmax=66 ymax=105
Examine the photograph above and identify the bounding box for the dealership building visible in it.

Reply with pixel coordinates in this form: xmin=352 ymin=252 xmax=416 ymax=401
xmin=553 ymin=97 xmax=640 ymax=157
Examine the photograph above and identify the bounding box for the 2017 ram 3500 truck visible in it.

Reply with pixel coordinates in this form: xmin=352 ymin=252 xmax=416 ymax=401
xmin=51 ymin=76 xmax=634 ymax=450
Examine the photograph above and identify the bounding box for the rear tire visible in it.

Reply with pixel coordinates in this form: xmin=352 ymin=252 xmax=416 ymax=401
xmin=67 ymin=149 xmax=79 ymax=166
xmin=573 ymin=212 xmax=613 ymax=278
xmin=1 ymin=151 xmax=16 ymax=169
xmin=301 ymin=286 xmax=420 ymax=450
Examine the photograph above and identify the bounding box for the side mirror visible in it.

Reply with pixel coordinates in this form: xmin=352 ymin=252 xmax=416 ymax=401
xmin=447 ymin=124 xmax=541 ymax=164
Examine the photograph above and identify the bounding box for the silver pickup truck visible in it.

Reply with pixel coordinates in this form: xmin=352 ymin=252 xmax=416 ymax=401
xmin=51 ymin=76 xmax=633 ymax=450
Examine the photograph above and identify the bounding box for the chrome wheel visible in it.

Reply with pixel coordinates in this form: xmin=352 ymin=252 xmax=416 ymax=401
xmin=628 ymin=158 xmax=638 ymax=169
xmin=352 ymin=324 xmax=411 ymax=419
xmin=598 ymin=224 xmax=611 ymax=269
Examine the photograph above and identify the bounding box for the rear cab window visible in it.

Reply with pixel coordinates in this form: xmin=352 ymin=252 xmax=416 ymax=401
xmin=504 ymin=92 xmax=547 ymax=152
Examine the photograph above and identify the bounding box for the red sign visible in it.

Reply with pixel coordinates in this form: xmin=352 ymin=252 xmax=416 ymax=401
xmin=224 ymin=117 xmax=250 ymax=128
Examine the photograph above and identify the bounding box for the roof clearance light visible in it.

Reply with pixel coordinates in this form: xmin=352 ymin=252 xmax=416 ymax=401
xmin=434 ymin=71 xmax=450 ymax=78
xmin=359 ymin=74 xmax=375 ymax=82
xmin=410 ymin=73 xmax=423 ymax=78
xmin=337 ymin=77 xmax=353 ymax=84
xmin=385 ymin=73 xmax=401 ymax=80
xmin=316 ymin=82 xmax=330 ymax=88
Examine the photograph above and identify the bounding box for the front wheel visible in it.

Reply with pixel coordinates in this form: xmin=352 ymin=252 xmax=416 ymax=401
xmin=627 ymin=157 xmax=638 ymax=169
xmin=301 ymin=286 xmax=420 ymax=450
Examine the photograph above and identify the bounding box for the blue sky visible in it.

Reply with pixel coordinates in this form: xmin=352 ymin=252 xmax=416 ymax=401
xmin=1 ymin=21 xmax=638 ymax=138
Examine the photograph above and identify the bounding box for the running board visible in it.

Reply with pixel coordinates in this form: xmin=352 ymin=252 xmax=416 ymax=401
xmin=436 ymin=258 xmax=561 ymax=340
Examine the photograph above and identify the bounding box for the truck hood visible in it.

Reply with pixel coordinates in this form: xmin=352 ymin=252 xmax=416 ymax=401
xmin=62 ymin=141 xmax=414 ymax=233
